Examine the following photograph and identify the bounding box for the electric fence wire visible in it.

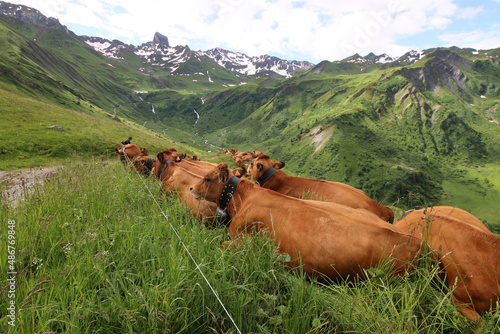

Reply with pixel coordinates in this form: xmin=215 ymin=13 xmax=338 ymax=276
xmin=122 ymin=153 xmax=242 ymax=334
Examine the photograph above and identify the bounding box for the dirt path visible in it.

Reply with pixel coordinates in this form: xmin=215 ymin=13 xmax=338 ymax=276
xmin=0 ymin=166 xmax=61 ymax=207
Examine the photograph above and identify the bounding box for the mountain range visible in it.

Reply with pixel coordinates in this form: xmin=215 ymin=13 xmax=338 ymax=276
xmin=0 ymin=0 xmax=499 ymax=228
xmin=1 ymin=0 xmax=429 ymax=78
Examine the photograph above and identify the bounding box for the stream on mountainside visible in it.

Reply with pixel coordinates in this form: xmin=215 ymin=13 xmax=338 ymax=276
xmin=193 ymin=109 xmax=200 ymax=136
xmin=191 ymin=109 xmax=224 ymax=152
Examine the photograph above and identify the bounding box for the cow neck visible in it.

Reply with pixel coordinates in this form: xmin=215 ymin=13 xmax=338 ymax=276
xmin=145 ymin=158 xmax=154 ymax=172
xmin=256 ymin=166 xmax=277 ymax=186
xmin=158 ymin=159 xmax=174 ymax=181
xmin=119 ymin=148 xmax=126 ymax=162
xmin=218 ymin=176 xmax=241 ymax=211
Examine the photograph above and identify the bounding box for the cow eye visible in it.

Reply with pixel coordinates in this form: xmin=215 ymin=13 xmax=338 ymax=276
xmin=204 ymin=177 xmax=210 ymax=183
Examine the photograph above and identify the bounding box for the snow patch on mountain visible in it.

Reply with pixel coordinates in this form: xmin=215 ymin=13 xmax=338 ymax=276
xmin=198 ymin=47 xmax=313 ymax=77
xmin=84 ymin=38 xmax=125 ymax=60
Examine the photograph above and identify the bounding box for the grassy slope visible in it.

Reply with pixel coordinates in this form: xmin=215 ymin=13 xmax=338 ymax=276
xmin=441 ymin=163 xmax=500 ymax=228
xmin=0 ymin=88 xmax=201 ymax=170
xmin=1 ymin=160 xmax=499 ymax=333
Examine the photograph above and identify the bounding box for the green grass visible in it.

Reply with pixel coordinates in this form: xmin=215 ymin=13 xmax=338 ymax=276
xmin=442 ymin=163 xmax=500 ymax=230
xmin=1 ymin=160 xmax=499 ymax=333
xmin=0 ymin=88 xmax=203 ymax=171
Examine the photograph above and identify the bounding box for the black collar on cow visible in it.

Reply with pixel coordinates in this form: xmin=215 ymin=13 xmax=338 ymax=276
xmin=256 ymin=166 xmax=277 ymax=186
xmin=219 ymin=176 xmax=241 ymax=211
xmin=145 ymin=158 xmax=154 ymax=172
xmin=158 ymin=159 xmax=173 ymax=180
xmin=215 ymin=207 xmax=231 ymax=226
xmin=119 ymin=148 xmax=126 ymax=162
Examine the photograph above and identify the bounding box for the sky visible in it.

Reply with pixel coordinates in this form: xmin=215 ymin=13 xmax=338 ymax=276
xmin=9 ymin=0 xmax=500 ymax=63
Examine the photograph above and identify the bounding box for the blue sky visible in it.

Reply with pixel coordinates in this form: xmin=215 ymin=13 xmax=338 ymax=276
xmin=10 ymin=0 xmax=500 ymax=63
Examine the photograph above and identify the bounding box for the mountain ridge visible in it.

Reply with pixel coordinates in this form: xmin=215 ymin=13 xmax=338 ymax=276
xmin=0 ymin=0 xmax=476 ymax=78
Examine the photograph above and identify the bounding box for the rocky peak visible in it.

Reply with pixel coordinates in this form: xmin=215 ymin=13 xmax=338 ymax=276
xmin=396 ymin=50 xmax=425 ymax=64
xmin=397 ymin=48 xmax=472 ymax=93
xmin=153 ymin=32 xmax=169 ymax=47
xmin=0 ymin=1 xmax=65 ymax=30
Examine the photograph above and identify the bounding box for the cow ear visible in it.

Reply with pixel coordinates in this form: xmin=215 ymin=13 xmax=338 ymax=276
xmin=174 ymin=155 xmax=184 ymax=163
xmin=257 ymin=162 xmax=264 ymax=172
xmin=219 ymin=168 xmax=229 ymax=183
xmin=274 ymin=161 xmax=285 ymax=169
xmin=218 ymin=163 xmax=229 ymax=183
xmin=157 ymin=152 xmax=164 ymax=163
xmin=233 ymin=167 xmax=246 ymax=178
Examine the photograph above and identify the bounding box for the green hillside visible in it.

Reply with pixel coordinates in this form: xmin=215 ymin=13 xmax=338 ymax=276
xmin=183 ymin=49 xmax=500 ymax=226
xmin=0 ymin=13 xmax=499 ymax=228
xmin=0 ymin=88 xmax=199 ymax=170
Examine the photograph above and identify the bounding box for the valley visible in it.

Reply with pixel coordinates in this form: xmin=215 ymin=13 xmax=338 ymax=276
xmin=0 ymin=2 xmax=499 ymax=229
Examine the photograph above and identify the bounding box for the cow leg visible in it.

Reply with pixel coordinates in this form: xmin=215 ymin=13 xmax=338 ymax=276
xmin=221 ymin=236 xmax=244 ymax=249
xmin=454 ymin=299 xmax=481 ymax=322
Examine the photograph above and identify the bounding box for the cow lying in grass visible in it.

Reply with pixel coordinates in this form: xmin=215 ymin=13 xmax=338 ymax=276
xmin=114 ymin=144 xmax=152 ymax=175
xmin=248 ymin=154 xmax=394 ymax=223
xmin=228 ymin=149 xmax=262 ymax=168
xmin=190 ymin=163 xmax=421 ymax=283
xmin=152 ymin=150 xmax=220 ymax=226
xmin=178 ymin=159 xmax=217 ymax=176
xmin=115 ymin=144 xmax=148 ymax=163
xmin=395 ymin=206 xmax=500 ymax=321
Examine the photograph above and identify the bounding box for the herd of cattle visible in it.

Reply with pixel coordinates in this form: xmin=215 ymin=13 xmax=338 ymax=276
xmin=115 ymin=143 xmax=500 ymax=321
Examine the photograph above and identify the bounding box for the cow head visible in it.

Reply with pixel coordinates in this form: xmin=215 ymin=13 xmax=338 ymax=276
xmin=252 ymin=150 xmax=263 ymax=158
xmin=152 ymin=149 xmax=183 ymax=179
xmin=166 ymin=148 xmax=187 ymax=160
xmin=248 ymin=154 xmax=285 ymax=182
xmin=232 ymin=151 xmax=256 ymax=168
xmin=191 ymin=163 xmax=236 ymax=204
xmin=232 ymin=166 xmax=247 ymax=178
xmin=134 ymin=155 xmax=154 ymax=175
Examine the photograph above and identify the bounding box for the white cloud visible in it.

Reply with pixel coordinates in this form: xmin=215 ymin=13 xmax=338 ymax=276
xmin=10 ymin=0 xmax=500 ymax=62
xmin=440 ymin=30 xmax=500 ymax=50
xmin=457 ymin=6 xmax=483 ymax=19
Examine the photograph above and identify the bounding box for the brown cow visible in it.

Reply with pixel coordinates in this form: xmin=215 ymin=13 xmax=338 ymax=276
xmin=395 ymin=206 xmax=500 ymax=320
xmin=114 ymin=144 xmax=148 ymax=164
xmin=177 ymin=157 xmax=247 ymax=180
xmin=115 ymin=144 xmax=151 ymax=174
xmin=248 ymin=154 xmax=394 ymax=223
xmin=150 ymin=149 xmax=186 ymax=175
xmin=152 ymin=151 xmax=220 ymax=226
xmin=187 ymin=159 xmax=219 ymax=169
xmin=190 ymin=163 xmax=421 ymax=283
xmin=134 ymin=155 xmax=155 ymax=175
xmin=229 ymin=150 xmax=260 ymax=168
xmin=178 ymin=159 xmax=216 ymax=175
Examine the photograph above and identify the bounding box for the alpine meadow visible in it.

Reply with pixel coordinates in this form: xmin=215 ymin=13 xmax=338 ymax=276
xmin=1 ymin=1 xmax=500 ymax=333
